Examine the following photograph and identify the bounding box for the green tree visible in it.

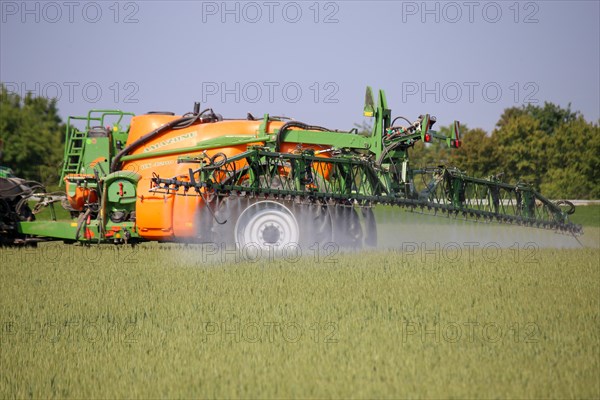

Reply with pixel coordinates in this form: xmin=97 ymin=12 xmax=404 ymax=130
xmin=0 ymin=84 xmax=65 ymax=185
xmin=449 ymin=127 xmax=496 ymax=178
xmin=491 ymin=102 xmax=598 ymax=198
xmin=496 ymin=102 xmax=578 ymax=135
xmin=489 ymin=112 xmax=547 ymax=189
xmin=540 ymin=116 xmax=600 ymax=198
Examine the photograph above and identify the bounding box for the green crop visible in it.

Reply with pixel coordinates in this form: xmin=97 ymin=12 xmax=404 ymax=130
xmin=1 ymin=243 xmax=598 ymax=399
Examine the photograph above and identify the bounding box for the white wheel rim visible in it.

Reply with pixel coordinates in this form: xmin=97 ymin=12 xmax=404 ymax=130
xmin=234 ymin=201 xmax=299 ymax=250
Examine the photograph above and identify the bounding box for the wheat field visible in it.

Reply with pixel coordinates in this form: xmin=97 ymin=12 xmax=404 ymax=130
xmin=1 ymin=232 xmax=598 ymax=398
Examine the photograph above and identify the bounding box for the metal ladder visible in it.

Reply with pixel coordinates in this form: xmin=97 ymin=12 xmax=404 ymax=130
xmin=59 ymin=123 xmax=87 ymax=183
xmin=59 ymin=110 xmax=135 ymax=186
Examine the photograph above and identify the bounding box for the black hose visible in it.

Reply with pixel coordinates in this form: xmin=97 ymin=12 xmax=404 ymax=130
xmin=110 ymin=108 xmax=216 ymax=172
xmin=0 ymin=180 xmax=43 ymax=195
xmin=555 ymin=200 xmax=576 ymax=215
xmin=377 ymin=140 xmax=405 ymax=167
xmin=275 ymin=121 xmax=331 ymax=151
xmin=209 ymin=152 xmax=227 ymax=168
xmin=391 ymin=116 xmax=412 ymax=126
xmin=75 ymin=208 xmax=92 ymax=241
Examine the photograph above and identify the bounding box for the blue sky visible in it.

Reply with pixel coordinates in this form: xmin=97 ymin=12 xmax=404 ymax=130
xmin=1 ymin=1 xmax=598 ymax=132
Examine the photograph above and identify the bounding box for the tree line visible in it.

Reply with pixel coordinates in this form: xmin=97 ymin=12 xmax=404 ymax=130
xmin=0 ymin=84 xmax=64 ymax=185
xmin=1 ymin=84 xmax=598 ymax=198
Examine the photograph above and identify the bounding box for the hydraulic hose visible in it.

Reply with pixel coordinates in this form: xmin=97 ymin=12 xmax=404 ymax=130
xmin=275 ymin=121 xmax=331 ymax=152
xmin=74 ymin=208 xmax=92 ymax=241
xmin=110 ymin=108 xmax=216 ymax=172
xmin=391 ymin=116 xmax=412 ymax=126
xmin=377 ymin=140 xmax=405 ymax=167
xmin=554 ymin=200 xmax=576 ymax=215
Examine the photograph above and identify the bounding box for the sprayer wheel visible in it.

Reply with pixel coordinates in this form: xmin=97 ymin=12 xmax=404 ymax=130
xmin=362 ymin=207 xmax=378 ymax=247
xmin=328 ymin=205 xmax=377 ymax=248
xmin=235 ymin=200 xmax=300 ymax=250
xmin=292 ymin=201 xmax=334 ymax=247
xmin=212 ymin=197 xmax=335 ymax=251
xmin=211 ymin=198 xmax=378 ymax=250
xmin=328 ymin=205 xmax=362 ymax=248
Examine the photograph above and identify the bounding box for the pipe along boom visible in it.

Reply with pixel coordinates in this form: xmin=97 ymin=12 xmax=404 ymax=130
xmin=0 ymin=87 xmax=582 ymax=248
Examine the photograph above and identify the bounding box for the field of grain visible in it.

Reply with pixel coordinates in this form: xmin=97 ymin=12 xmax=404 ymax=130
xmin=1 ymin=207 xmax=599 ymax=398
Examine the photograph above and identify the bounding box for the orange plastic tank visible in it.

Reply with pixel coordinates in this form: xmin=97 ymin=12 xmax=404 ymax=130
xmin=120 ymin=114 xmax=333 ymax=241
xmin=122 ymin=115 xmax=275 ymax=241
